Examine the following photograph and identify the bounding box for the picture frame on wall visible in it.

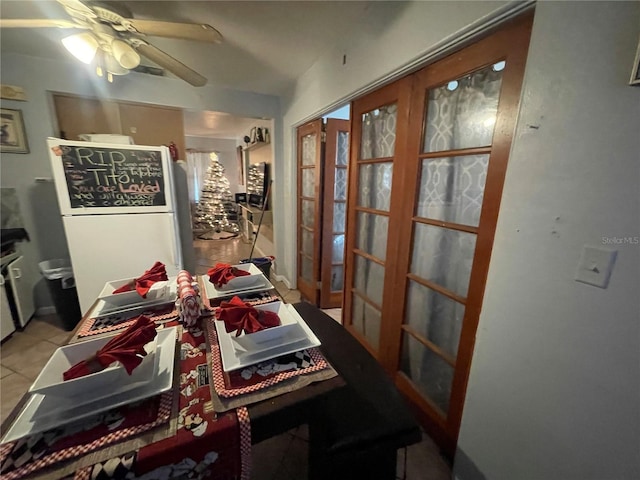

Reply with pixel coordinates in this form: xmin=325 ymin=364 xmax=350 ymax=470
xmin=0 ymin=108 xmax=29 ymax=153
xmin=630 ymin=36 xmax=640 ymax=86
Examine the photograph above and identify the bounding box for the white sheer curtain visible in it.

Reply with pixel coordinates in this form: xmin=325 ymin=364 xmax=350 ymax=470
xmin=406 ymin=65 xmax=502 ymax=412
xmin=352 ymin=105 xmax=397 ymax=351
xmin=185 ymin=150 xmax=215 ymax=203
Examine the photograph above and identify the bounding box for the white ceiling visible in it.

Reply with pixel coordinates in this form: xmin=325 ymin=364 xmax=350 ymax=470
xmin=0 ymin=1 xmax=367 ymax=138
xmin=0 ymin=0 xmax=372 ymax=95
xmin=183 ymin=111 xmax=271 ymax=140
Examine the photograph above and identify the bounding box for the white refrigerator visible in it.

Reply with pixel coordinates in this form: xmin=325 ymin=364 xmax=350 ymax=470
xmin=47 ymin=138 xmax=183 ymax=314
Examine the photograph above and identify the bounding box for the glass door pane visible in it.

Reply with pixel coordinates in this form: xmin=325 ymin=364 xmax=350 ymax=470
xmin=346 ymin=97 xmax=401 ymax=355
xmin=423 ymin=63 xmax=504 ymax=153
xmin=361 ymin=104 xmax=397 ymax=159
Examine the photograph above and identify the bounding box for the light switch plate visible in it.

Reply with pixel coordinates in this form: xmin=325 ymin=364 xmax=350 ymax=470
xmin=574 ymin=245 xmax=617 ymax=288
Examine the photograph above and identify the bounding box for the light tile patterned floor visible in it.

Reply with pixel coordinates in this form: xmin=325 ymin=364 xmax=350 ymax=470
xmin=0 ymin=236 xmax=451 ymax=479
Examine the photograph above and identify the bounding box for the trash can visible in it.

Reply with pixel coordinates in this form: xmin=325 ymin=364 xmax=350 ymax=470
xmin=39 ymin=259 xmax=82 ymax=331
xmin=240 ymin=256 xmax=274 ymax=279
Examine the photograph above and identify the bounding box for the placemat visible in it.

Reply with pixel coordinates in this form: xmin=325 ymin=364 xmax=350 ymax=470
xmin=205 ymin=318 xmax=337 ymax=412
xmin=198 ymin=276 xmax=280 ymax=311
xmin=0 ymin=392 xmax=173 ymax=480
xmin=76 ymin=303 xmax=179 ymax=339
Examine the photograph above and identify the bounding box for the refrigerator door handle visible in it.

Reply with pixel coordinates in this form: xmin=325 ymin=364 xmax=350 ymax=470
xmin=11 ymin=267 xmax=22 ymax=280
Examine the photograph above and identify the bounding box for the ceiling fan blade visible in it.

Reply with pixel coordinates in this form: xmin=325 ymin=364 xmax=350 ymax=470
xmin=134 ymin=42 xmax=207 ymax=87
xmin=0 ymin=19 xmax=86 ymax=29
xmin=57 ymin=0 xmax=95 ymax=17
xmin=125 ymin=19 xmax=222 ymax=43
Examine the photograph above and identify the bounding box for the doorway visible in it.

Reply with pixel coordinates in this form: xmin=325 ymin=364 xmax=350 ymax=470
xmin=296 ymin=106 xmax=350 ymax=311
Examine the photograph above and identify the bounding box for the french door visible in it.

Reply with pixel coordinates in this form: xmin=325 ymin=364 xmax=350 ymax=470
xmin=296 ymin=119 xmax=349 ymax=308
xmin=343 ymin=12 xmax=533 ymax=453
xmin=297 ymin=120 xmax=324 ymax=304
xmin=320 ymin=119 xmax=349 ymax=308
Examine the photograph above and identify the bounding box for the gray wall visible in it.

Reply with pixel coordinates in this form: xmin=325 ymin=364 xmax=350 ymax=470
xmin=455 ymin=2 xmax=640 ymax=479
xmin=0 ymin=52 xmax=279 ymax=308
xmin=279 ymin=1 xmax=640 ymax=478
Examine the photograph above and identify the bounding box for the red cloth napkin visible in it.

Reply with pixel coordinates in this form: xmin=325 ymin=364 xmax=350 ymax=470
xmin=112 ymin=261 xmax=168 ymax=298
xmin=207 ymin=263 xmax=251 ymax=288
xmin=215 ymin=296 xmax=280 ymax=336
xmin=63 ymin=316 xmax=157 ymax=381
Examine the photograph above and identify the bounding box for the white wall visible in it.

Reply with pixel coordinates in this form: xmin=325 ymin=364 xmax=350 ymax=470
xmin=455 ymin=2 xmax=640 ymax=479
xmin=185 ymin=136 xmax=242 ymax=194
xmin=0 ymin=53 xmax=279 ymax=307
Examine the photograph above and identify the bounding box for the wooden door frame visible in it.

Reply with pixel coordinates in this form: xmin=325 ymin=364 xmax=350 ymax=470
xmin=342 ymin=11 xmax=534 ymax=455
xmin=387 ymin=12 xmax=534 ymax=454
xmin=296 ymin=119 xmax=324 ymax=304
xmin=319 ymin=118 xmax=350 ymax=309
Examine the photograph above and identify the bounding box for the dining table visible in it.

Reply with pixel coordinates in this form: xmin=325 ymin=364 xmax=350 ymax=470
xmin=0 ymin=278 xmax=421 ymax=480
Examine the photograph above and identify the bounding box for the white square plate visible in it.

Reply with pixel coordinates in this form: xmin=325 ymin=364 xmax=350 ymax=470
xmin=217 ymin=263 xmax=263 ymax=290
xmin=1 ymin=327 xmax=178 ymax=444
xmin=29 ymin=332 xmax=158 ymax=397
xmin=203 ymin=264 xmax=274 ymax=299
xmin=214 ymin=304 xmax=320 ymax=372
xmin=98 ymin=278 xmax=170 ymax=306
xmin=90 ymin=280 xmax=177 ymax=318
xmin=229 ymin=301 xmax=301 ymax=351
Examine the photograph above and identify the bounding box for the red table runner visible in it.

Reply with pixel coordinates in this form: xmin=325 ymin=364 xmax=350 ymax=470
xmin=75 ymin=326 xmax=251 ymax=480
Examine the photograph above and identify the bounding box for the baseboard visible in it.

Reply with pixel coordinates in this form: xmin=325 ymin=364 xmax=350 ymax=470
xmin=272 ymin=274 xmax=292 ymax=290
xmin=36 ymin=306 xmax=57 ymax=316
xmin=453 ymin=447 xmax=487 ymax=480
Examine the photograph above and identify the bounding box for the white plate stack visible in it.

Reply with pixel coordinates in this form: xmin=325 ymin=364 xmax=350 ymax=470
xmin=1 ymin=327 xmax=178 ymax=444
xmin=214 ymin=301 xmax=321 ymax=372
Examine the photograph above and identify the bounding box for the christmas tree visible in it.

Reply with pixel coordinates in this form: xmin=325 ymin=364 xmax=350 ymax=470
xmin=193 ymin=153 xmax=239 ymax=235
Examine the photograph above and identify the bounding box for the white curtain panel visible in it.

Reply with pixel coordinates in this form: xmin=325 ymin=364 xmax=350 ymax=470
xmin=406 ymin=65 xmax=503 ymax=413
xmin=351 ymin=105 xmax=397 ymax=351
xmin=185 ymin=151 xmax=215 ymax=203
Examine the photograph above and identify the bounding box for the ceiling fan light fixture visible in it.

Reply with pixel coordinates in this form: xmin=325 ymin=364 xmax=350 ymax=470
xmin=111 ymin=39 xmax=140 ymax=69
xmin=62 ymin=32 xmax=99 ymax=64
xmin=104 ymin=53 xmax=129 ymax=76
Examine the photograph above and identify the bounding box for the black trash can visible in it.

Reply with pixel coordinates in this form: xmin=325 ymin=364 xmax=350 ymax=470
xmin=240 ymin=256 xmax=274 ymax=279
xmin=39 ymin=259 xmax=82 ymax=331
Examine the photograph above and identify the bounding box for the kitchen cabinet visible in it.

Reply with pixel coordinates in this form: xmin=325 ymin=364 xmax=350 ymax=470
xmin=0 ymin=277 xmax=15 ymax=341
xmin=1 ymin=252 xmax=37 ymax=333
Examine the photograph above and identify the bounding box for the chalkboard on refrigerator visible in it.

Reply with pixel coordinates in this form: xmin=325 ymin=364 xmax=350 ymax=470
xmin=52 ymin=144 xmax=166 ymax=208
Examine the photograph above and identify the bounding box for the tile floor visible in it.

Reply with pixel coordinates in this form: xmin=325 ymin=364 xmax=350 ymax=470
xmin=0 ymin=236 xmax=452 ymax=479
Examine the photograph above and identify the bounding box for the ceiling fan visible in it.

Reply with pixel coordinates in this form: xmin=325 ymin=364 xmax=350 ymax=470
xmin=0 ymin=0 xmax=222 ymax=86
